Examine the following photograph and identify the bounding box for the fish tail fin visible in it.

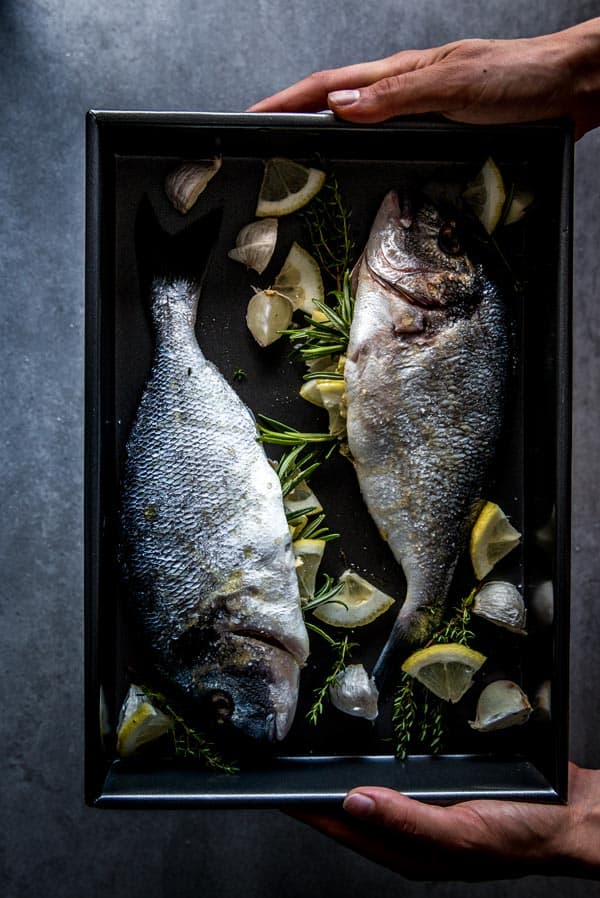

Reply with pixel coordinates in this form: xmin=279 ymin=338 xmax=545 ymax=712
xmin=135 ymin=196 xmax=223 ymax=298
xmin=372 ymin=603 xmax=440 ymax=691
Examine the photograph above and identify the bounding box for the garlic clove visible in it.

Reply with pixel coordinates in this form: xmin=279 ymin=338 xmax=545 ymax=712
xmin=329 ymin=664 xmax=379 ymax=721
xmin=529 ymin=580 xmax=554 ymax=628
xmin=228 ymin=218 xmax=278 ymax=274
xmin=246 ymin=290 xmax=293 ymax=347
xmin=472 ymin=580 xmax=527 ymax=634
xmin=533 ymin=680 xmax=552 ymax=722
xmin=469 ymin=679 xmax=532 ymax=732
xmin=165 ymin=157 xmax=222 ymax=214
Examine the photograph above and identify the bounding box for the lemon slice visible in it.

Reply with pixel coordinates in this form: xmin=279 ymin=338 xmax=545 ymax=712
xmin=273 ymin=242 xmax=324 ymax=314
xmin=116 ymin=684 xmax=174 ymax=757
xmin=463 ymin=157 xmax=506 ymax=234
xmin=256 ymin=157 xmax=325 ymax=217
xmin=313 ymin=570 xmax=395 ymax=628
xmin=470 ymin=501 xmax=521 ymax=581
xmin=294 ymin=538 xmax=326 ymax=598
xmin=402 ymin=643 xmax=486 ymax=703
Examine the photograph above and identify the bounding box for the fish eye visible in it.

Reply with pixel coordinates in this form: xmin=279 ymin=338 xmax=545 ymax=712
xmin=437 ymin=220 xmax=463 ymax=256
xmin=208 ymin=690 xmax=234 ymax=724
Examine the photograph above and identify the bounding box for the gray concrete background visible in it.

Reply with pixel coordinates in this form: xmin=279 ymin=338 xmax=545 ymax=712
xmin=2 ymin=1 xmax=600 ymax=895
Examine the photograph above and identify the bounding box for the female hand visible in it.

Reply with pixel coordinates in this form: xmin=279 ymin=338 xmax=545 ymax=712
xmin=249 ymin=19 xmax=600 ymax=138
xmin=287 ymin=763 xmax=600 ymax=880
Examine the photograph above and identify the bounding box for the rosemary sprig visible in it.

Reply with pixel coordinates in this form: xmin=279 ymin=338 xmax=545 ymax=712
xmin=293 ymin=512 xmax=339 ymax=543
xmin=275 ymin=443 xmax=323 ymax=498
xmin=302 ymin=171 xmax=355 ymax=290
xmin=281 ymin=271 xmax=355 ymax=363
xmin=258 ymin=415 xmax=335 ymax=447
xmin=142 ymin=689 xmax=239 ymax=774
xmin=305 ymin=628 xmax=358 ymax=725
xmin=302 ymin=574 xmax=346 ymax=613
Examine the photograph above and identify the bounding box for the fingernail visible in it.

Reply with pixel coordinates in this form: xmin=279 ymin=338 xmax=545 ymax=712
xmin=343 ymin=792 xmax=375 ymax=816
xmin=328 ymin=89 xmax=360 ymax=107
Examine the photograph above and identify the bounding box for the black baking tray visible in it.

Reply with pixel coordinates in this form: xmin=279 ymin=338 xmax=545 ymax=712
xmin=85 ymin=111 xmax=572 ymax=808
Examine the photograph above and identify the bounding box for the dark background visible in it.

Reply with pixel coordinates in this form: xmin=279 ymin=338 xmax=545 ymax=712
xmin=2 ymin=1 xmax=599 ymax=895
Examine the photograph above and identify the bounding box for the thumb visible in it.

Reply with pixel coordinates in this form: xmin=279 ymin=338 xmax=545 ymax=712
xmin=343 ymin=787 xmax=474 ymax=850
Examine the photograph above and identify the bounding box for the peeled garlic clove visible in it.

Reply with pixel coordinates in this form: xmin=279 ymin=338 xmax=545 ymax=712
xmin=472 ymin=581 xmax=527 ymax=634
xmin=469 ymin=679 xmax=532 ymax=732
xmin=533 ymin=680 xmax=552 ymax=722
xmin=228 ymin=218 xmax=278 ymax=274
xmin=329 ymin=664 xmax=379 ymax=721
xmin=165 ymin=157 xmax=222 ymax=214
xmin=246 ymin=290 xmax=293 ymax=347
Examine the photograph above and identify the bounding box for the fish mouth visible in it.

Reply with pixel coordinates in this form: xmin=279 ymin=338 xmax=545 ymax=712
xmin=231 ymin=626 xmax=300 ymax=660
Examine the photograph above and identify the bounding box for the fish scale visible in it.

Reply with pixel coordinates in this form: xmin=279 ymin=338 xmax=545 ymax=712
xmin=344 ymin=190 xmax=510 ymax=685
xmin=120 ymin=225 xmax=309 ymax=743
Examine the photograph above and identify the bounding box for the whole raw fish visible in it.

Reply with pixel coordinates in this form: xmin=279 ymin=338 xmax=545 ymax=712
xmin=120 ymin=208 xmax=309 ymax=742
xmin=344 ymin=190 xmax=510 ymax=682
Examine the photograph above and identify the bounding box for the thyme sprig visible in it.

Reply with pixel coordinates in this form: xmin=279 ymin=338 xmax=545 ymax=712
xmin=142 ymin=688 xmax=239 ymax=774
xmin=427 ymin=588 xmax=477 ymax=647
xmin=391 ymin=588 xmax=478 ymax=759
xmin=392 ymin=673 xmax=418 ymax=761
xmin=302 ymin=171 xmax=355 ymax=290
xmin=305 ymin=627 xmax=358 ymax=725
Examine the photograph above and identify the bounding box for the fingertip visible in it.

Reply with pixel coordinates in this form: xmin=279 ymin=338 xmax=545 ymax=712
xmin=343 ymin=790 xmax=376 ymax=817
xmin=328 ymin=89 xmax=361 ymax=108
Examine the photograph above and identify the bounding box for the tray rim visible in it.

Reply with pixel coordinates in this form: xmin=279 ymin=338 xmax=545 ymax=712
xmin=84 ymin=110 xmax=573 ymax=808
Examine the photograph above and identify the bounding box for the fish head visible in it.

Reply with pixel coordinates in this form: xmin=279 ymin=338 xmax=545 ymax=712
xmin=182 ymin=633 xmax=301 ymax=743
xmin=364 ymin=189 xmax=485 ymax=316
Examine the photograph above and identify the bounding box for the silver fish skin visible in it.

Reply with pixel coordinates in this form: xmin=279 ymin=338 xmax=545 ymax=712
xmin=345 ymin=190 xmax=510 ymax=681
xmin=120 ymin=271 xmax=309 ymax=743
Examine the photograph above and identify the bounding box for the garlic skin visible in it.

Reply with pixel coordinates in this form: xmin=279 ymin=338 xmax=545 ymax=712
xmin=472 ymin=581 xmax=527 ymax=634
xmin=165 ymin=158 xmax=222 ymax=214
xmin=329 ymin=664 xmax=379 ymax=721
xmin=228 ymin=219 xmax=278 ymax=274
xmin=245 ymin=290 xmax=293 ymax=347
xmin=469 ymin=680 xmax=532 ymax=732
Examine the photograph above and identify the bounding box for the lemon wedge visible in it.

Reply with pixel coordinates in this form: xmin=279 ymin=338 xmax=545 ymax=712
xmin=256 ymin=157 xmax=325 ymax=217
xmin=463 ymin=157 xmax=506 ymax=234
xmin=294 ymin=538 xmax=326 ymax=598
xmin=284 ymin=480 xmax=322 ymax=517
xmin=402 ymin=643 xmax=486 ymax=703
xmin=313 ymin=570 xmax=395 ymax=628
xmin=273 ymin=242 xmax=324 ymax=314
xmin=470 ymin=500 xmax=521 ymax=581
xmin=317 ymin=380 xmax=346 ymax=436
xmin=116 ymin=684 xmax=174 ymax=757
xmin=504 ymin=188 xmax=534 ymax=226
